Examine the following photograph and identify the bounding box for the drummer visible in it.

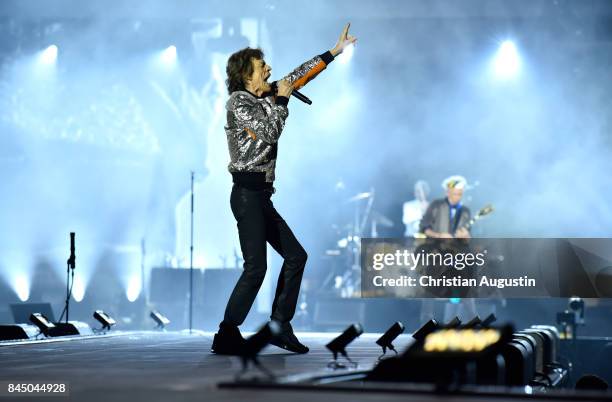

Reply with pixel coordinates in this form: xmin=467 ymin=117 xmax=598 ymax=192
xmin=402 ymin=180 xmax=430 ymax=237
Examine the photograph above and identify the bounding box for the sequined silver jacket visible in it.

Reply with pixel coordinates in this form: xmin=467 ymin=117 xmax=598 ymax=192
xmin=226 ymin=52 xmax=333 ymax=183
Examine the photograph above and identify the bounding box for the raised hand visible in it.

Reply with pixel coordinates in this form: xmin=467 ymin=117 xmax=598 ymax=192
xmin=331 ymin=23 xmax=358 ymax=57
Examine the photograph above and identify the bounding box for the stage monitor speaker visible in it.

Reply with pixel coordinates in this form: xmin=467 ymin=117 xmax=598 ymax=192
xmin=531 ymin=325 xmax=560 ymax=366
xmin=202 ymin=268 xmax=242 ymax=305
xmin=314 ymin=298 xmax=365 ymax=330
xmin=518 ymin=330 xmax=547 ymax=373
xmin=513 ymin=333 xmax=540 ymax=376
xmin=48 ymin=321 xmax=93 ymax=337
xmin=10 ymin=303 xmax=56 ymax=323
xmin=0 ymin=324 xmax=39 ymax=341
xmin=198 ymin=268 xmax=242 ymax=329
xmin=149 ymin=267 xmax=204 ymax=304
xmin=502 ymin=339 xmax=533 ymax=386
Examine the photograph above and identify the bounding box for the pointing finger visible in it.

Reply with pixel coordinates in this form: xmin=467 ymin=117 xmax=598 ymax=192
xmin=343 ymin=23 xmax=350 ymax=38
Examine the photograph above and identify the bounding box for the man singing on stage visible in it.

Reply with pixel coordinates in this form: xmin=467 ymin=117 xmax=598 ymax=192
xmin=212 ymin=24 xmax=357 ymax=355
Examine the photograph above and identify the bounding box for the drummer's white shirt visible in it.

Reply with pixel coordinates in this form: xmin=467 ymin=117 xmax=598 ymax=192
xmin=402 ymin=199 xmax=429 ymax=236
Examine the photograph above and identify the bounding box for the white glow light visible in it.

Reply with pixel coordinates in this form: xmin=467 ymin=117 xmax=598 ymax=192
xmin=160 ymin=45 xmax=177 ymax=65
xmin=337 ymin=44 xmax=354 ymax=65
xmin=126 ymin=275 xmax=142 ymax=302
xmin=492 ymin=40 xmax=521 ymax=79
xmin=40 ymin=45 xmax=58 ymax=65
xmin=14 ymin=275 xmax=30 ymax=302
xmin=72 ymin=276 xmax=85 ymax=302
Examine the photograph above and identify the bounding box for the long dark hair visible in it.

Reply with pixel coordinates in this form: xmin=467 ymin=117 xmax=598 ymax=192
xmin=226 ymin=47 xmax=264 ymax=94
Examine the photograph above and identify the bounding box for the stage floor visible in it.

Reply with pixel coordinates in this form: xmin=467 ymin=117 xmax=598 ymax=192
xmin=0 ymin=331 xmax=406 ymax=402
xmin=0 ymin=331 xmax=599 ymax=402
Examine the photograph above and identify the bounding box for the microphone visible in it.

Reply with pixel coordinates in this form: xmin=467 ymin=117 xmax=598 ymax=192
xmin=67 ymin=232 xmax=76 ymax=269
xmin=289 ymin=89 xmax=312 ymax=105
xmin=271 ymin=81 xmax=312 ymax=105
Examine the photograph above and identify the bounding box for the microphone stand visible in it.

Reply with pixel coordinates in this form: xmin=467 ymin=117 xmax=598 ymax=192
xmin=141 ymin=238 xmax=146 ymax=305
xmin=65 ymin=232 xmax=75 ymax=324
xmin=65 ymin=260 xmax=71 ymax=324
xmin=189 ymin=171 xmax=194 ymax=334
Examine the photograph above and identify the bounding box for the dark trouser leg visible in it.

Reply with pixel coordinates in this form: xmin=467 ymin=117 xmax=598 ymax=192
xmin=264 ymin=200 xmax=308 ymax=326
xmin=222 ymin=186 xmax=267 ymax=327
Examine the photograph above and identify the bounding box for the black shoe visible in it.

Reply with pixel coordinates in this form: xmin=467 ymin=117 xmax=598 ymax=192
xmin=211 ymin=324 xmax=246 ymax=355
xmin=270 ymin=324 xmax=309 ymax=354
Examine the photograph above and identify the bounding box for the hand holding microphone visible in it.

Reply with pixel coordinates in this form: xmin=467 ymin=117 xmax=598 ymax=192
xmin=276 ymin=79 xmax=293 ymax=97
xmin=272 ymin=80 xmax=312 ymax=105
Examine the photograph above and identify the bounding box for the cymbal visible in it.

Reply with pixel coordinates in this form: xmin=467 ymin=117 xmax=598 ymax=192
xmin=346 ymin=192 xmax=373 ymax=203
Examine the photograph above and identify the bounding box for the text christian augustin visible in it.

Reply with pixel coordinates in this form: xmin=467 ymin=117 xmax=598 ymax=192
xmin=369 ymin=249 xmax=536 ymax=289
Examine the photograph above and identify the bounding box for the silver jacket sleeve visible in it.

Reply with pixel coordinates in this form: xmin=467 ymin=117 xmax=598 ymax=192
xmin=282 ymin=55 xmax=327 ymax=90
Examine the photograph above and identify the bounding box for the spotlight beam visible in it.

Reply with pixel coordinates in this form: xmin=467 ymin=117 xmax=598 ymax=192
xmin=14 ymin=275 xmax=31 ymax=302
xmin=337 ymin=43 xmax=354 ymax=65
xmin=492 ymin=40 xmax=521 ymax=79
xmin=160 ymin=45 xmax=177 ymax=65
xmin=40 ymin=45 xmax=58 ymax=65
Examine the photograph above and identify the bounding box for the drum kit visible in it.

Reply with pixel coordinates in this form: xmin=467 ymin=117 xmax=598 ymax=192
xmin=322 ymin=188 xmax=394 ymax=297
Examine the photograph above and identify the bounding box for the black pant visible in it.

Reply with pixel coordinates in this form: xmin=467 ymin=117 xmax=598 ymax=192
xmin=222 ymin=184 xmax=307 ymax=327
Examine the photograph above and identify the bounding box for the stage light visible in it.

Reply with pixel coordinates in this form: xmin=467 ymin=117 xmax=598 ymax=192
xmin=481 ymin=313 xmax=497 ymax=327
xmin=40 ymin=45 xmax=58 ymax=65
xmin=326 ymin=323 xmax=363 ymax=368
xmin=160 ymin=45 xmax=177 ymax=65
xmin=412 ymin=319 xmax=439 ymax=342
xmin=568 ymin=297 xmax=585 ymax=323
xmin=93 ymin=310 xmax=116 ymax=332
xmin=150 ymin=310 xmax=170 ymax=330
xmin=557 ymin=297 xmax=585 ymax=338
xmin=243 ymin=321 xmax=281 ymax=357
xmin=29 ymin=313 xmax=55 ymax=336
xmin=337 ymin=43 xmax=354 ymax=65
xmin=492 ymin=40 xmax=521 ymax=79
xmin=126 ymin=275 xmax=141 ymax=302
xmin=423 ymin=328 xmax=501 ymax=353
xmin=14 ymin=274 xmax=30 ymax=302
xmin=444 ymin=316 xmax=462 ymax=328
xmin=376 ymin=321 xmax=405 ymax=357
xmin=237 ymin=321 xmax=281 ymax=379
xmin=463 ymin=316 xmax=482 ymax=328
